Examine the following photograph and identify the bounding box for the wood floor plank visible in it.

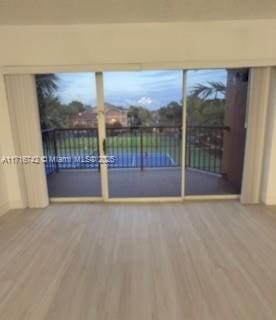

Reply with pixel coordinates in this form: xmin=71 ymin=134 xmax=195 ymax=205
xmin=0 ymin=201 xmax=275 ymax=319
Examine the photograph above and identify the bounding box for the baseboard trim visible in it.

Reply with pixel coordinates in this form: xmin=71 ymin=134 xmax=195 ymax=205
xmin=8 ymin=200 xmax=27 ymax=210
xmin=0 ymin=201 xmax=9 ymax=216
xmin=261 ymin=198 xmax=276 ymax=206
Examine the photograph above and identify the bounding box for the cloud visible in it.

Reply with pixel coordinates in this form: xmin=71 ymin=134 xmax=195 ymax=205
xmin=55 ymin=70 xmax=227 ymax=109
xmin=137 ymin=96 xmax=153 ymax=106
xmin=57 ymin=73 xmax=97 ymax=106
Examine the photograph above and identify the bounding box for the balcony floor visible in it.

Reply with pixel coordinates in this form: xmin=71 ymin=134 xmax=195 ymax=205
xmin=47 ymin=168 xmax=239 ymax=198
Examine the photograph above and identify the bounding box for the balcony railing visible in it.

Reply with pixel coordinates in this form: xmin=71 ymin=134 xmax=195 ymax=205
xmin=42 ymin=126 xmax=229 ymax=176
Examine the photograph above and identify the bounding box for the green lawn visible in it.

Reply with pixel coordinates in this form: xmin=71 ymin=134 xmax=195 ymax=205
xmin=52 ymin=134 xmax=222 ymax=173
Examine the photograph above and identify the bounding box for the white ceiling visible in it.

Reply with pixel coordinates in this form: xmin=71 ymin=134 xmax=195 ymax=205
xmin=0 ymin=0 xmax=276 ymax=25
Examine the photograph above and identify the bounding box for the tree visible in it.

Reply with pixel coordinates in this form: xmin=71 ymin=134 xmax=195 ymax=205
xmin=40 ymin=96 xmax=67 ymax=128
xmin=191 ymin=81 xmax=226 ymax=100
xmin=36 ymin=74 xmax=58 ymax=98
xmin=128 ymin=106 xmax=152 ymax=126
xmin=158 ymin=102 xmax=182 ymax=126
xmin=188 ymin=81 xmax=227 ymax=126
xmin=66 ymin=101 xmax=87 ymax=114
xmin=35 ymin=74 xmax=58 ymax=128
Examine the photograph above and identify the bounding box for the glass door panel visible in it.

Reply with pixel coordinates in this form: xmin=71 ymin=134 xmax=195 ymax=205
xmin=185 ymin=68 xmax=249 ymax=195
xmin=103 ymin=70 xmax=183 ymax=198
xmin=36 ymin=73 xmax=102 ymax=198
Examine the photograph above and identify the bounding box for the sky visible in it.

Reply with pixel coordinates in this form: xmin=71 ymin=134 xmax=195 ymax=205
xmin=57 ymin=69 xmax=227 ymax=110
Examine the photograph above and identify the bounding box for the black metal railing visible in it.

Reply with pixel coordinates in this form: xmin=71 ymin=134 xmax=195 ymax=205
xmin=41 ymin=129 xmax=57 ymax=176
xmin=42 ymin=126 xmax=228 ymax=176
xmin=106 ymin=126 xmax=182 ymax=169
xmin=42 ymin=128 xmax=99 ymax=171
xmin=186 ymin=126 xmax=229 ymax=174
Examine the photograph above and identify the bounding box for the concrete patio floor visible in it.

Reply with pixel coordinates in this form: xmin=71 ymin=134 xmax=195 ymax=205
xmin=47 ymin=168 xmax=239 ymax=198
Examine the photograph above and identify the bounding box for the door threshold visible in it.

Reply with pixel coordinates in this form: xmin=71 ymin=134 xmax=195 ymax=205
xmin=107 ymin=197 xmax=183 ymax=203
xmin=50 ymin=197 xmax=103 ymax=203
xmin=49 ymin=194 xmax=240 ymax=203
xmin=184 ymin=194 xmax=240 ymax=200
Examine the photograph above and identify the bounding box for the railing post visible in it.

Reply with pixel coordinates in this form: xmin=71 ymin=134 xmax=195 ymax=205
xmin=140 ymin=127 xmax=143 ymax=171
xmin=53 ymin=129 xmax=59 ymax=172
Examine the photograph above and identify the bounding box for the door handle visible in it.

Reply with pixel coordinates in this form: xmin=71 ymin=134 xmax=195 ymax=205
xmin=103 ymin=138 xmax=106 ymax=155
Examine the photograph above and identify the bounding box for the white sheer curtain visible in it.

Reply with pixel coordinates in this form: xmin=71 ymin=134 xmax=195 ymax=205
xmin=241 ymin=67 xmax=270 ymax=204
xmin=5 ymin=74 xmax=48 ymax=208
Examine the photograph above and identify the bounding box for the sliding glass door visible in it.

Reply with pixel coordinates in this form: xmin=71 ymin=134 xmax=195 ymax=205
xmin=36 ymin=73 xmax=102 ymax=198
xmin=37 ymin=68 xmax=249 ymax=200
xmin=103 ymin=71 xmax=183 ymax=198
xmin=184 ymin=68 xmax=249 ymax=196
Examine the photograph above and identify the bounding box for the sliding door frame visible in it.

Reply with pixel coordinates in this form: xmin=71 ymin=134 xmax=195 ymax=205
xmin=96 ymin=72 xmax=109 ymax=201
xmin=48 ymin=68 xmax=240 ymax=203
xmin=98 ymin=70 xmax=186 ymax=202
xmin=181 ymin=70 xmax=187 ymax=198
xmin=3 ymin=65 xmax=244 ymax=203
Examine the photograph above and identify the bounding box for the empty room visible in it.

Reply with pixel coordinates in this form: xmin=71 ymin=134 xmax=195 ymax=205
xmin=1 ymin=1 xmax=276 ymax=319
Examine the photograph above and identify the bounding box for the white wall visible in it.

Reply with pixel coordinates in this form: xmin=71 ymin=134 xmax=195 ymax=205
xmin=1 ymin=20 xmax=276 ymax=69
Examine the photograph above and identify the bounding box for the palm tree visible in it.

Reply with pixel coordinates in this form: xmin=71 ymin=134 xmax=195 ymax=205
xmin=36 ymin=74 xmax=58 ymax=100
xmin=188 ymin=81 xmax=227 ymax=126
xmin=35 ymin=74 xmax=58 ymax=128
xmin=191 ymin=81 xmax=226 ymax=100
